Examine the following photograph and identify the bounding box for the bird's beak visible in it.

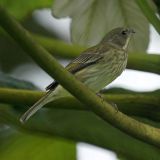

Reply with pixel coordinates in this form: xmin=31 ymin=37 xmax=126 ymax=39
xmin=122 ymin=28 xmax=135 ymax=50
xmin=129 ymin=28 xmax=135 ymax=34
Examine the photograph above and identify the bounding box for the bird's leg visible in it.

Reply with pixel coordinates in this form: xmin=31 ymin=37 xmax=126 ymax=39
xmin=96 ymin=92 xmax=102 ymax=98
xmin=96 ymin=92 xmax=104 ymax=103
xmin=96 ymin=92 xmax=118 ymax=112
xmin=109 ymin=102 xmax=118 ymax=112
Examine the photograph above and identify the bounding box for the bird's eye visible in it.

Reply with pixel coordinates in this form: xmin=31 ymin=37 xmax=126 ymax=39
xmin=121 ymin=30 xmax=127 ymax=35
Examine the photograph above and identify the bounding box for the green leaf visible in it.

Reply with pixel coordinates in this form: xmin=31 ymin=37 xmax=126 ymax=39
xmin=153 ymin=0 xmax=160 ymax=15
xmin=0 ymin=0 xmax=53 ymax=19
xmin=0 ymin=34 xmax=30 ymax=72
xmin=0 ymin=73 xmax=38 ymax=90
xmin=0 ymin=128 xmax=76 ymax=160
xmin=1 ymin=105 xmax=160 ymax=159
xmin=3 ymin=109 xmax=160 ymax=160
xmin=52 ymin=0 xmax=150 ymax=52
xmin=135 ymin=0 xmax=160 ymax=35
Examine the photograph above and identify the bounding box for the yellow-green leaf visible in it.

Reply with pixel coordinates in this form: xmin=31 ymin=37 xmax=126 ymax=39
xmin=0 ymin=0 xmax=53 ymax=19
xmin=0 ymin=129 xmax=76 ymax=160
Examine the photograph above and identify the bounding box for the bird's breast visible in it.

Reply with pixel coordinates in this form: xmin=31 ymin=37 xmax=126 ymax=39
xmin=75 ymin=49 xmax=128 ymax=92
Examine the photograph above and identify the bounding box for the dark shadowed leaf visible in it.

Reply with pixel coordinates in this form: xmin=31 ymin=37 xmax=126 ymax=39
xmin=0 ymin=73 xmax=38 ymax=90
xmin=1 ymin=108 xmax=160 ymax=160
xmin=52 ymin=0 xmax=152 ymax=52
xmin=153 ymin=0 xmax=160 ymax=15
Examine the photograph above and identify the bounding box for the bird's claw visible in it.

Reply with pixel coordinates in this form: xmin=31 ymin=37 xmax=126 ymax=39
xmin=110 ymin=102 xmax=118 ymax=112
xmin=96 ymin=93 xmax=118 ymax=112
xmin=96 ymin=92 xmax=104 ymax=103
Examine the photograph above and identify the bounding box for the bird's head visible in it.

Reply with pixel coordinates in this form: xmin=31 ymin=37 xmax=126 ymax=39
xmin=101 ymin=27 xmax=135 ymax=50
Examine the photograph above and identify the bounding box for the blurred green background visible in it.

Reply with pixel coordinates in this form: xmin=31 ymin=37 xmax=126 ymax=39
xmin=0 ymin=0 xmax=160 ymax=160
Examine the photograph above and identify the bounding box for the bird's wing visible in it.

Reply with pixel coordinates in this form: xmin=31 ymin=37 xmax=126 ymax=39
xmin=46 ymin=45 xmax=108 ymax=90
xmin=66 ymin=50 xmax=103 ymax=73
xmin=45 ymin=81 xmax=59 ymax=91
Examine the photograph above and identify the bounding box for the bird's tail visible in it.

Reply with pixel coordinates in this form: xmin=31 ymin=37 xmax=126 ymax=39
xmin=20 ymin=90 xmax=55 ymax=123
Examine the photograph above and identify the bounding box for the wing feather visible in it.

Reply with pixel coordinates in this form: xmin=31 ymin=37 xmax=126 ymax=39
xmin=46 ymin=44 xmax=109 ymax=90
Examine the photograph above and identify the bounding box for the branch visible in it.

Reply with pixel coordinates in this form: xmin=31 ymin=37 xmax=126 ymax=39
xmin=127 ymin=53 xmax=160 ymax=74
xmin=1 ymin=24 xmax=160 ymax=74
xmin=34 ymin=34 xmax=160 ymax=74
xmin=0 ymin=6 xmax=160 ymax=147
xmin=33 ymin=34 xmax=83 ymax=58
xmin=0 ymin=88 xmax=160 ymax=121
xmin=136 ymin=0 xmax=160 ymax=34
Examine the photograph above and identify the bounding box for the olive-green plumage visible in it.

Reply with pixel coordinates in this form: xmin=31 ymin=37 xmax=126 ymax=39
xmin=20 ymin=27 xmax=135 ymax=123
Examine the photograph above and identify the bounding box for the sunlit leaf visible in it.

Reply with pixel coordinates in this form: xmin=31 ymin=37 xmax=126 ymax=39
xmin=0 ymin=129 xmax=76 ymax=160
xmin=0 ymin=0 xmax=53 ymax=19
xmin=52 ymin=0 xmax=151 ymax=52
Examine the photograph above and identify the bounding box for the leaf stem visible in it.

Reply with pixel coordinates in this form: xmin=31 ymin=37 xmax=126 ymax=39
xmin=0 ymin=88 xmax=160 ymax=121
xmin=34 ymin=34 xmax=160 ymax=74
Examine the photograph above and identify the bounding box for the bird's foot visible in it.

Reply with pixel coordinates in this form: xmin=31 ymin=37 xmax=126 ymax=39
xmin=96 ymin=92 xmax=105 ymax=103
xmin=109 ymin=102 xmax=118 ymax=112
xmin=96 ymin=92 xmax=118 ymax=112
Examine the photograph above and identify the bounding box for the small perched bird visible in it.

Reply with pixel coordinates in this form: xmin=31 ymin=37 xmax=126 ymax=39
xmin=20 ymin=27 xmax=135 ymax=123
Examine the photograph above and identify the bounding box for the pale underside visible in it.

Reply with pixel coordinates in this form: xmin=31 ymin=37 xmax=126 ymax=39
xmin=53 ymin=45 xmax=128 ymax=98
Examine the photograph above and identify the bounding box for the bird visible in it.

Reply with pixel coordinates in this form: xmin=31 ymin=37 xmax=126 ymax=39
xmin=20 ymin=27 xmax=135 ymax=123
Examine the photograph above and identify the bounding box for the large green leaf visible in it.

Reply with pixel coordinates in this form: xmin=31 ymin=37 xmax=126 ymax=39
xmin=0 ymin=35 xmax=30 ymax=72
xmin=1 ymin=108 xmax=160 ymax=160
xmin=26 ymin=110 xmax=160 ymax=159
xmin=52 ymin=0 xmax=150 ymax=52
xmin=0 ymin=0 xmax=53 ymax=19
xmin=0 ymin=128 xmax=76 ymax=160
